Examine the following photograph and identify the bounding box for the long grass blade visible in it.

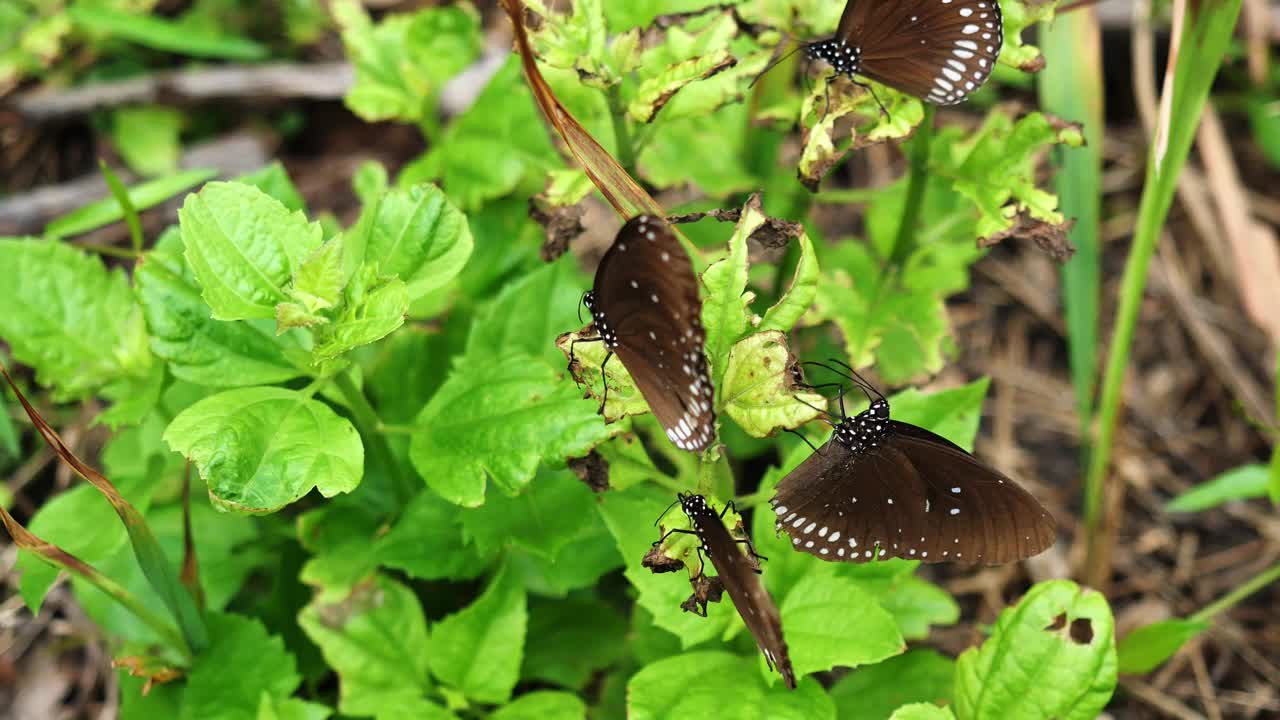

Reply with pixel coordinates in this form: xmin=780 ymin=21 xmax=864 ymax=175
xmin=1084 ymin=0 xmax=1244 ymax=586
xmin=1038 ymin=7 xmax=1104 ymax=446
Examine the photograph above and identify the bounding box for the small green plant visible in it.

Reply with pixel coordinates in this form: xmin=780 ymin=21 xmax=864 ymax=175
xmin=16 ymin=0 xmax=1276 ymax=717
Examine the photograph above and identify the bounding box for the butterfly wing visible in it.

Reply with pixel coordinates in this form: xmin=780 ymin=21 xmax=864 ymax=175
xmin=693 ymin=509 xmax=796 ymax=689
xmin=593 ymin=215 xmax=715 ymax=451
xmin=770 ymin=421 xmax=1055 ymax=565
xmin=850 ymin=0 xmax=1002 ymax=105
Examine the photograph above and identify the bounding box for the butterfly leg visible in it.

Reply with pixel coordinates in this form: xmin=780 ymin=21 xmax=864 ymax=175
xmin=783 ymin=427 xmax=825 ymax=457
xmin=652 ymin=527 xmax=698 ymax=547
xmin=597 ymin=350 xmax=614 ymax=414
xmin=853 ymin=79 xmax=890 ymax=120
xmin=566 ymin=335 xmax=603 ymax=388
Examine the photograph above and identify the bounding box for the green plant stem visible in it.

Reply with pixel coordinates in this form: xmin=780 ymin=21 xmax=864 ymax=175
xmin=334 ymin=371 xmax=414 ymax=503
xmin=606 ymin=84 xmax=636 ymax=173
xmin=1190 ymin=562 xmax=1280 ymax=623
xmin=889 ymin=104 xmax=935 ymax=268
xmin=94 ymin=571 xmax=193 ymax=660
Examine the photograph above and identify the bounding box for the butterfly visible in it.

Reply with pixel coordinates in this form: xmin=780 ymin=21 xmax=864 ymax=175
xmin=569 ymin=215 xmax=715 ymax=452
xmin=803 ymin=0 xmax=1003 ymax=106
xmin=656 ymin=493 xmax=797 ymax=689
xmin=771 ymin=360 xmax=1055 ymax=564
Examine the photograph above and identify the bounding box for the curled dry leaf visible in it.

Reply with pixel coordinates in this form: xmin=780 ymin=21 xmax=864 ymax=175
xmin=680 ymin=573 xmax=726 ymax=617
xmin=979 ymin=213 xmax=1077 ymax=263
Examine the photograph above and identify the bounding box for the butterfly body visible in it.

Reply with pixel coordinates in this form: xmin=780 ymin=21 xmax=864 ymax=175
xmin=578 ymin=215 xmax=715 ymax=452
xmin=806 ymin=0 xmax=1003 ymax=105
xmin=771 ymin=379 xmax=1055 ymax=565
xmin=675 ymin=494 xmax=796 ymax=689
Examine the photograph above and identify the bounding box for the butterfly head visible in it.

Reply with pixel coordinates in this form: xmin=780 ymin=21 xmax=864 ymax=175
xmin=805 ymin=37 xmax=861 ymax=79
xmin=678 ymin=493 xmax=710 ymax=519
xmin=582 ymin=291 xmax=618 ymax=348
xmin=834 ymin=398 xmax=891 ymax=454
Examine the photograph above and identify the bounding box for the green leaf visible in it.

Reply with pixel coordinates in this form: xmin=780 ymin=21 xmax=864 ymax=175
xmin=830 ymin=649 xmax=954 ymax=720
xmin=409 ymin=354 xmax=609 ymax=507
xmin=1116 ymin=618 xmax=1208 ymax=675
xmin=334 ymin=0 xmax=481 ymax=123
xmin=779 ymin=571 xmax=905 ymax=679
xmin=721 ymin=331 xmax=823 ymax=437
xmin=943 ymin=111 xmax=1083 ymax=240
xmin=701 ymin=201 xmax=759 ymax=390
xmin=68 ymin=4 xmax=268 ymax=60
xmin=44 ymin=168 xmax=215 ymax=240
xmin=136 ymin=229 xmax=306 ymax=387
xmin=0 ymin=238 xmax=152 ymax=400
xmin=112 ymin=106 xmax=182 ymax=177
xmin=237 ymin=163 xmax=307 ymax=213
xmin=627 ymin=651 xmax=836 ymax=720
xmin=297 ymin=498 xmax=383 ymax=600
xmin=954 ymin=580 xmax=1117 ymax=720
xmin=490 ymin=691 xmax=586 ymax=720
xmin=872 ymin=574 xmax=959 ymax=641
xmin=377 ymin=489 xmax=495 ymax=581
xmin=467 ymin=256 xmax=587 ymax=366
xmin=288 ymin=237 xmax=345 ymax=313
xmin=887 ymin=704 xmax=955 ymax=720
xmin=1166 ymin=464 xmax=1271 ymax=513
xmin=164 ymin=387 xmax=363 ymax=514
xmin=460 ymin=468 xmax=597 ymax=559
xmin=181 ymin=613 xmax=300 ymax=720
xmin=298 ymin=575 xmax=432 ymax=716
xmin=97 ymin=353 xmax=166 ymax=429
xmin=598 ymin=484 xmax=734 ymax=647
xmin=522 ymin=597 xmax=627 ymax=689
xmin=997 ymin=0 xmax=1058 ymax=72
xmin=256 ymin=695 xmax=333 ymax=720
xmin=797 ymin=78 xmax=924 ymax=190
xmin=347 ymin=184 xmax=473 ymax=303
xmin=428 ymin=564 xmax=528 ymax=704
xmin=401 ymin=58 xmax=557 ymax=210
xmin=69 ymin=497 xmax=256 ymax=648
xmin=508 ymin=507 xmax=623 ymax=596
xmin=812 ymin=242 xmax=949 ymax=385
xmin=555 ymin=330 xmax=649 ymax=423
xmin=311 ymin=272 xmax=409 ymax=361
xmin=760 ymin=233 xmax=818 ymax=334
xmin=179 ymin=182 xmax=324 ymax=321
xmin=883 ymin=379 xmax=990 ymax=453
xmin=628 ymin=50 xmax=736 ymax=123
xmin=17 ymin=478 xmax=155 ymax=612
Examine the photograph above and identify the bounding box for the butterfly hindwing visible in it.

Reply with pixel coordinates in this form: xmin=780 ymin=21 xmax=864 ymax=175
xmin=589 ymin=216 xmax=715 ymax=451
xmin=680 ymin=495 xmax=796 ymax=689
xmin=770 ymin=399 xmax=1055 ymax=565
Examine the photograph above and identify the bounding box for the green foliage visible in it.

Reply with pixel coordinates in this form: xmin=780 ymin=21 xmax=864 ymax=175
xmin=955 ymin=580 xmax=1117 ymax=720
xmin=163 ymin=387 xmax=364 ymax=514
xmin=1115 ymin=619 xmax=1207 ymax=675
xmin=1166 ymin=464 xmax=1273 ymax=512
xmin=0 ymin=1 xmax=1134 ymax=718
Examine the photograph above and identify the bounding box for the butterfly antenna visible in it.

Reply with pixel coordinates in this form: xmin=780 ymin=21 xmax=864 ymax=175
xmin=654 ymin=496 xmax=682 ymax=527
xmin=828 ymin=358 xmax=886 ymax=402
xmin=577 ymin=292 xmax=587 ymax=324
xmin=749 ymin=37 xmax=804 ymax=89
xmin=804 ymin=360 xmax=876 ymax=406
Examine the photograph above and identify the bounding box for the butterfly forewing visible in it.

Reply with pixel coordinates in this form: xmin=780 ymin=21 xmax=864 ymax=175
xmin=771 ymin=406 xmax=1055 ymax=565
xmin=827 ymin=0 xmax=1003 ymax=105
xmin=681 ymin=495 xmax=796 ymax=689
xmin=591 ymin=216 xmax=715 ymax=451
